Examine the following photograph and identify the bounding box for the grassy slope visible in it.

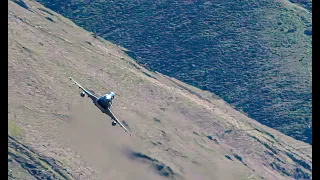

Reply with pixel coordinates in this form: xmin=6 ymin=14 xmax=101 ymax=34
xmin=8 ymin=120 xmax=73 ymax=179
xmin=288 ymin=0 xmax=312 ymax=12
xmin=9 ymin=0 xmax=311 ymax=179
xmin=33 ymin=0 xmax=312 ymax=144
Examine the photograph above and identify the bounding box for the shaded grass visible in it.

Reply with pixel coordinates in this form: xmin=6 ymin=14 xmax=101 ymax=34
xmin=8 ymin=135 xmax=73 ymax=179
xmin=12 ymin=0 xmax=29 ymax=11
xmin=45 ymin=16 xmax=54 ymax=22
xmin=233 ymin=154 xmax=248 ymax=167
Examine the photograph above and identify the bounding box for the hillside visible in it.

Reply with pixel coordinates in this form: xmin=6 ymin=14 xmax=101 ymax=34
xmin=33 ymin=0 xmax=312 ymax=145
xmin=8 ymin=0 xmax=312 ymax=179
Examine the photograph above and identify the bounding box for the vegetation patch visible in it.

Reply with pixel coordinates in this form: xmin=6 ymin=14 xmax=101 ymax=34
xmin=8 ymin=136 xmax=73 ymax=179
xmin=8 ymin=120 xmax=23 ymax=140
xmin=225 ymin=154 xmax=233 ymax=161
xmin=233 ymin=154 xmax=247 ymax=167
xmin=213 ymin=139 xmax=219 ymax=144
xmin=153 ymin=117 xmax=161 ymax=123
xmin=142 ymin=71 xmax=156 ymax=79
xmin=254 ymin=127 xmax=275 ymax=139
xmin=250 ymin=135 xmax=278 ymax=155
xmin=85 ymin=41 xmax=93 ymax=46
xmin=192 ymin=131 xmax=199 ymax=136
xmin=128 ymin=61 xmax=141 ymax=70
xmin=45 ymin=17 xmax=54 ymax=22
xmin=285 ymin=152 xmax=311 ymax=171
xmin=288 ymin=0 xmax=312 ymax=12
xmin=207 ymin=135 xmax=213 ymax=140
xmin=293 ymin=167 xmax=311 ymax=179
xmin=38 ymin=7 xmax=55 ymax=16
xmin=221 ymin=129 xmax=232 ymax=138
xmin=127 ymin=151 xmax=178 ymax=178
xmin=12 ymin=0 xmax=29 ymax=11
xmin=304 ymin=29 xmax=312 ymax=36
xmin=22 ymin=46 xmax=33 ymax=54
xmin=269 ymin=162 xmax=291 ymax=176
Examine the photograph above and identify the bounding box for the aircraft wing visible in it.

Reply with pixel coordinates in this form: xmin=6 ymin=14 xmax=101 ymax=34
xmin=107 ymin=108 xmax=132 ymax=136
xmin=69 ymin=77 xmax=98 ymax=100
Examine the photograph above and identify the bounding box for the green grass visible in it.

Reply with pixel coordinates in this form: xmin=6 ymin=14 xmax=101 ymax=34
xmin=8 ymin=120 xmax=23 ymax=140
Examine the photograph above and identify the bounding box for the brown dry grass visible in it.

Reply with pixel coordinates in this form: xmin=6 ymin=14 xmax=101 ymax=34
xmin=8 ymin=0 xmax=311 ymax=179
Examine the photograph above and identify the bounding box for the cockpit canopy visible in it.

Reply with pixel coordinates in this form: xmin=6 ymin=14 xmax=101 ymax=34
xmin=97 ymin=92 xmax=114 ymax=109
xmin=106 ymin=92 xmax=115 ymax=100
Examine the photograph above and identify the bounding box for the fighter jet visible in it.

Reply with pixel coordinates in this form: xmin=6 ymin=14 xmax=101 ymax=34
xmin=69 ymin=77 xmax=132 ymax=136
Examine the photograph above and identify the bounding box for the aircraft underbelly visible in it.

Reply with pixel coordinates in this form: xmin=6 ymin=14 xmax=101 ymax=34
xmin=96 ymin=96 xmax=109 ymax=109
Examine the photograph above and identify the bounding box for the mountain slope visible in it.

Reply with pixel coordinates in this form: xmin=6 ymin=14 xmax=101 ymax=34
xmin=33 ymin=0 xmax=312 ymax=144
xmin=8 ymin=0 xmax=311 ymax=179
